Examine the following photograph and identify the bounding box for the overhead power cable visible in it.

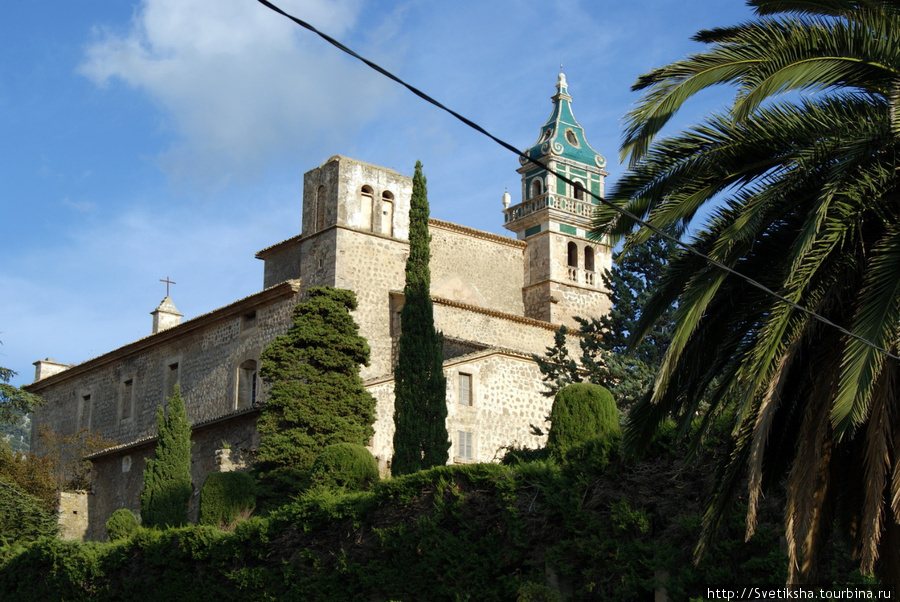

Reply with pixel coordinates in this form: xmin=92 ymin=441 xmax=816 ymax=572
xmin=254 ymin=0 xmax=900 ymax=362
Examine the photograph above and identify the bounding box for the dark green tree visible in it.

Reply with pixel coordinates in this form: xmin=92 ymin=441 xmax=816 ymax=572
xmin=535 ymin=238 xmax=676 ymax=409
xmin=257 ymin=287 xmax=376 ymax=494
xmin=0 ymin=367 xmax=40 ymax=426
xmin=392 ymin=161 xmax=449 ymax=475
xmin=140 ymin=385 xmax=192 ymax=528
xmin=0 ymin=478 xmax=58 ymax=545
xmin=594 ymin=0 xmax=900 ymax=583
xmin=0 ymin=341 xmax=43 ymax=446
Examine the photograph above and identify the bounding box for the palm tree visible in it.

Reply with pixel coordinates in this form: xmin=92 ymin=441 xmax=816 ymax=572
xmin=594 ymin=0 xmax=900 ymax=583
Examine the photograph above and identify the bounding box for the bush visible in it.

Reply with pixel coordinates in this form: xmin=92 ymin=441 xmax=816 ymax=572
xmin=500 ymin=444 xmax=550 ymax=465
xmin=106 ymin=508 xmax=139 ymax=541
xmin=308 ymin=443 xmax=378 ymax=491
xmin=198 ymin=471 xmax=257 ymax=529
xmin=546 ymin=383 xmax=619 ymax=458
xmin=0 ymin=477 xmax=58 ymax=545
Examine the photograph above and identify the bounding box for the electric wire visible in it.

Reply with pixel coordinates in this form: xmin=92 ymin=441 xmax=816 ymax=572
xmin=254 ymin=0 xmax=900 ymax=362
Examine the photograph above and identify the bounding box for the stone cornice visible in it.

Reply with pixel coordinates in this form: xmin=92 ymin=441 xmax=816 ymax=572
xmin=363 ymin=344 xmax=538 ymax=388
xmin=85 ymin=406 xmax=261 ymax=461
xmin=428 ymin=218 xmax=526 ymax=249
xmin=388 ymin=290 xmax=562 ymax=333
xmin=432 ymin=296 xmax=559 ymax=331
xmin=26 ymin=281 xmax=303 ymax=392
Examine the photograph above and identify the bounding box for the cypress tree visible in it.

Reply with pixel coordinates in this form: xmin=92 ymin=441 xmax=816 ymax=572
xmin=256 ymin=286 xmax=376 ymax=496
xmin=140 ymin=384 xmax=192 ymax=528
xmin=392 ymin=161 xmax=449 ymax=475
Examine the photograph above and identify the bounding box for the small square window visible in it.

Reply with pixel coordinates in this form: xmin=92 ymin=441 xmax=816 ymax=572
xmin=242 ymin=311 xmax=258 ymax=333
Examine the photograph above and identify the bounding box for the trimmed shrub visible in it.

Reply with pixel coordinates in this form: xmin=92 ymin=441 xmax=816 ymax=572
xmin=546 ymin=383 xmax=619 ymax=458
xmin=308 ymin=443 xmax=378 ymax=491
xmin=0 ymin=477 xmax=58 ymax=545
xmin=106 ymin=508 xmax=139 ymax=541
xmin=198 ymin=471 xmax=257 ymax=528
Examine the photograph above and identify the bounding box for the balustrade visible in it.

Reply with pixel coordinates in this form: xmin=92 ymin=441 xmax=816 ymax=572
xmin=505 ymin=193 xmax=595 ymax=223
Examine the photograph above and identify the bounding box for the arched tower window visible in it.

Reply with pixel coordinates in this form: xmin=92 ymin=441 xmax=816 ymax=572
xmin=567 ymin=242 xmax=578 ymax=268
xmin=573 ymin=181 xmax=585 ymax=201
xmin=315 ymin=185 xmax=326 ymax=232
xmin=361 ymin=185 xmax=374 ymax=231
xmin=237 ymin=359 xmax=258 ymax=409
xmin=380 ymin=191 xmax=394 ymax=237
xmin=567 ymin=241 xmax=579 ymax=282
xmin=530 ymin=178 xmax=544 ymax=199
xmin=584 ymin=246 xmax=595 ymax=272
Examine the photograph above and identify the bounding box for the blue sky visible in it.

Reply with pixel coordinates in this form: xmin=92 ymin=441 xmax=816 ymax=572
xmin=1 ymin=0 xmax=755 ymax=387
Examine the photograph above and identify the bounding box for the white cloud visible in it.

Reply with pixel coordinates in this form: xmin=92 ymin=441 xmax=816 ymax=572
xmin=61 ymin=197 xmax=96 ymax=213
xmin=79 ymin=0 xmax=394 ymax=186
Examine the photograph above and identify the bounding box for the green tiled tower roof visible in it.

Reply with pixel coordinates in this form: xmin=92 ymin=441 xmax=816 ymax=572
xmin=520 ymin=72 xmax=606 ymax=169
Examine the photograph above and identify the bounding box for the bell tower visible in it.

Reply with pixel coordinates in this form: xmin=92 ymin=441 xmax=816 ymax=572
xmin=504 ymin=71 xmax=612 ymax=326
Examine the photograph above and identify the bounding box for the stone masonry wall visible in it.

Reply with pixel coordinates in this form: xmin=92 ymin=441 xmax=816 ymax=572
xmin=87 ymin=411 xmax=259 ymax=540
xmin=365 ymin=350 xmax=551 ymax=468
xmin=433 ymin=301 xmax=559 ymax=358
xmin=429 ymin=221 xmax=526 ymax=316
xmin=29 ymin=289 xmax=301 ymax=457
xmin=330 ymin=227 xmax=408 ymax=380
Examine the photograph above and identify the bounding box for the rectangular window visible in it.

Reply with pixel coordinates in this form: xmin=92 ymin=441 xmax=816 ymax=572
xmin=166 ymin=362 xmax=180 ymax=400
xmin=237 ymin=360 xmax=258 ymax=409
xmin=77 ymin=394 xmax=90 ymax=430
xmin=457 ymin=431 xmax=474 ymax=460
xmin=121 ymin=379 xmax=134 ymax=421
xmin=241 ymin=311 xmax=258 ymax=333
xmin=458 ymin=373 xmax=472 ymax=406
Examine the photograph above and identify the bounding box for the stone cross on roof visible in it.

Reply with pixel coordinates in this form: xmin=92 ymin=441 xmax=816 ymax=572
xmin=159 ymin=277 xmax=176 ymax=297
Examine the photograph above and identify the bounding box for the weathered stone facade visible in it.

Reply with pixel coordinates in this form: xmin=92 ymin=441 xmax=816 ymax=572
xmin=27 ymin=73 xmax=616 ymax=540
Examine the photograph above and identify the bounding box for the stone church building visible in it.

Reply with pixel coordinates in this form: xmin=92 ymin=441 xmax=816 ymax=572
xmin=26 ymin=72 xmax=613 ymax=540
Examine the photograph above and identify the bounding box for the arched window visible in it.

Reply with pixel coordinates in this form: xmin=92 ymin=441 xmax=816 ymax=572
xmin=584 ymin=246 xmax=595 ymax=272
xmin=237 ymin=359 xmax=258 ymax=408
xmin=567 ymin=242 xmax=578 ymax=268
xmin=315 ymin=185 xmax=326 ymax=232
xmin=573 ymin=181 xmax=585 ymax=201
xmin=361 ymin=185 xmax=374 ymax=231
xmin=380 ymin=191 xmax=394 ymax=236
xmin=530 ymin=178 xmax=544 ymax=199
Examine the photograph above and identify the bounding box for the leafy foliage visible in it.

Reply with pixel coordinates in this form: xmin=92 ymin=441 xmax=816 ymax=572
xmin=0 ymin=358 xmax=42 ymax=428
xmin=0 ymin=427 xmax=113 ymax=512
xmin=0 ymin=441 xmax=801 ymax=601
xmin=593 ymin=0 xmax=900 ymax=583
xmin=106 ymin=509 xmax=139 ymax=542
xmin=546 ymin=384 xmax=620 ymax=459
xmin=198 ymin=471 xmax=256 ymax=529
xmin=0 ymin=477 xmax=58 ymax=545
xmin=0 ymin=439 xmax=56 ymax=511
xmin=256 ymin=287 xmax=376 ymax=499
xmin=140 ymin=385 xmax=192 ymax=528
xmin=392 ymin=161 xmax=449 ymax=475
xmin=308 ymin=442 xmax=379 ymax=491
xmin=535 ymin=238 xmax=675 ymax=409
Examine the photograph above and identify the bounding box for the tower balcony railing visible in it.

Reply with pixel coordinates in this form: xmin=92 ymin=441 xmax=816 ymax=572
xmin=566 ymin=267 xmax=597 ymax=286
xmin=504 ymin=193 xmax=596 ymax=224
